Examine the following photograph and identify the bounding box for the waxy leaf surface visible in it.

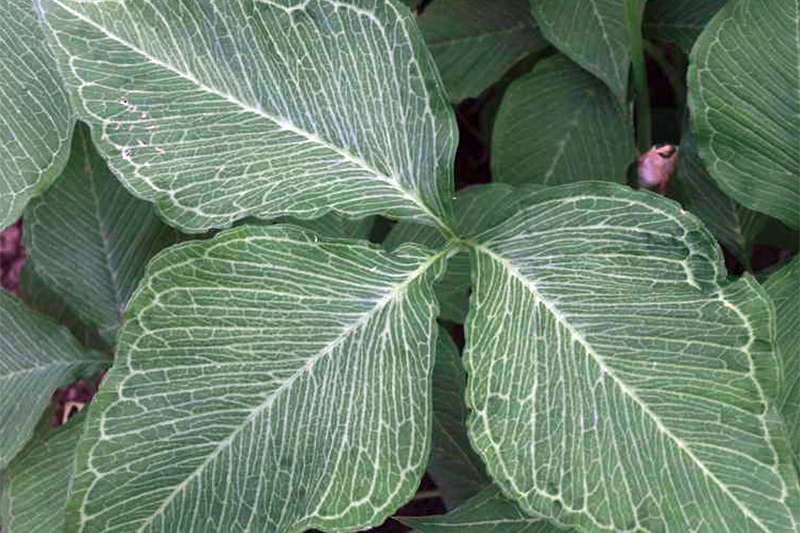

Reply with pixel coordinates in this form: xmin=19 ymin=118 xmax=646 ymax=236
xmin=465 ymin=183 xmax=800 ymax=532
xmin=0 ymin=0 xmax=73 ymax=230
xmin=40 ymin=0 xmax=455 ymax=232
xmin=67 ymin=225 xmax=444 ymax=533
xmin=689 ymin=0 xmax=800 ymax=229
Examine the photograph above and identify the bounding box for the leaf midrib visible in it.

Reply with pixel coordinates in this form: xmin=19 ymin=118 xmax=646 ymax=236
xmin=432 ymin=416 xmax=485 ymax=481
xmin=81 ymin=128 xmax=125 ymax=327
xmin=473 ymin=242 xmax=775 ymax=532
xmin=536 ymin=0 xmax=625 ymax=92
xmin=118 ymin=245 xmax=448 ymax=533
xmin=51 ymin=0 xmax=446 ymax=229
xmin=541 ymin=106 xmax=582 ymax=184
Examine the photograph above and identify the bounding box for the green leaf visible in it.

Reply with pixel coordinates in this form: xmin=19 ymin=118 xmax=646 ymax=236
xmin=0 ymin=413 xmax=85 ymax=533
xmin=688 ymin=0 xmax=800 ymax=229
xmin=763 ymin=256 xmax=800 ymax=465
xmin=384 ymin=208 xmax=455 ymax=321
xmin=242 ymin=213 xmax=376 ymax=241
xmin=0 ymin=291 xmax=105 ymax=469
xmin=675 ymin=127 xmax=766 ymax=268
xmin=492 ymin=54 xmax=636 ymax=186
xmin=281 ymin=214 xmax=375 ymax=241
xmin=67 ymin=225 xmax=445 ymax=532
xmin=0 ymin=0 xmax=73 ymax=230
xmin=465 ymin=182 xmax=800 ymax=532
xmin=529 ymin=0 xmax=640 ymax=101
xmin=399 ymin=485 xmax=565 ymax=533
xmin=19 ymin=261 xmax=108 ymax=352
xmin=39 ymin=0 xmax=456 ymax=233
xmin=643 ymin=0 xmax=726 ymax=53
xmin=413 ymin=0 xmax=548 ymax=102
xmin=24 ymin=122 xmax=178 ymax=343
xmin=428 ymin=327 xmax=489 ymax=509
xmin=386 ymin=184 xmax=540 ymax=323
xmin=385 ymin=213 xmax=469 ymax=323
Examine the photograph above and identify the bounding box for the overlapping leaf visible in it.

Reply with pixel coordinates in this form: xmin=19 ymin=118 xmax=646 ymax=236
xmin=465 ymin=183 xmax=800 ymax=532
xmin=0 ymin=291 xmax=105 ymax=469
xmin=385 ymin=184 xmax=540 ymax=322
xmin=242 ymin=212 xmax=375 ymax=242
xmin=281 ymin=214 xmax=375 ymax=241
xmin=643 ymin=0 xmax=726 ymax=53
xmin=689 ymin=0 xmax=800 ymax=229
xmin=675 ymin=128 xmax=765 ymax=268
xmin=411 ymin=0 xmax=548 ymax=102
xmin=492 ymin=54 xmax=635 ymax=186
xmin=529 ymin=0 xmax=640 ymax=101
xmin=763 ymin=256 xmax=800 ymax=465
xmin=67 ymin=225 xmax=445 ymax=533
xmin=400 ymin=485 xmax=564 ymax=533
xmin=0 ymin=0 xmax=73 ymax=230
xmin=40 ymin=0 xmax=456 ymax=232
xmin=0 ymin=413 xmax=85 ymax=533
xmin=24 ymin=122 xmax=178 ymax=343
xmin=428 ymin=327 xmax=489 ymax=509
xmin=19 ymin=261 xmax=108 ymax=351
xmin=384 ymin=215 xmax=466 ymax=322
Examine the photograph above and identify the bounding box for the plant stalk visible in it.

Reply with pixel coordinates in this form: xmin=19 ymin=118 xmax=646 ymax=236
xmin=625 ymin=0 xmax=651 ymax=153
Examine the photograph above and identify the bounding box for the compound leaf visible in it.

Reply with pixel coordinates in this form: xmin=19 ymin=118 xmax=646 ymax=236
xmin=40 ymin=0 xmax=455 ymax=232
xmin=465 ymin=182 xmax=800 ymax=532
xmin=67 ymin=224 xmax=445 ymax=533
xmin=386 ymin=183 xmax=541 ymax=323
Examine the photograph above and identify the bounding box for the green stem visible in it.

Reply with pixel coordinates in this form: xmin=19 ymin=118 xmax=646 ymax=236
xmin=624 ymin=0 xmax=651 ymax=153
